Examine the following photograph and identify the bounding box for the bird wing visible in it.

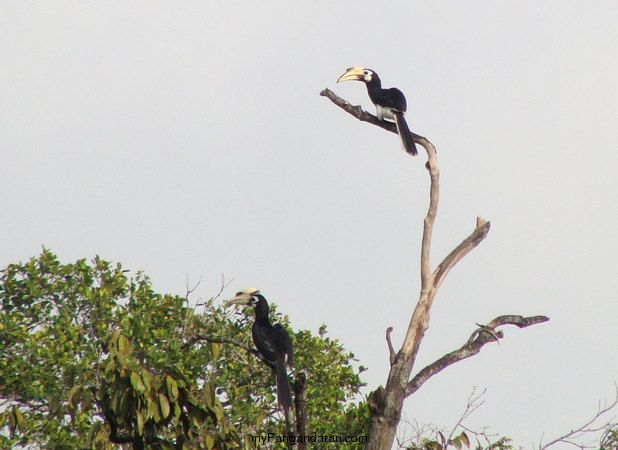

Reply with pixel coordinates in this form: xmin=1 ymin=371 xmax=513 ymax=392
xmin=274 ymin=324 xmax=293 ymax=368
xmin=373 ymin=87 xmax=407 ymax=113
xmin=252 ymin=325 xmax=278 ymax=363
xmin=252 ymin=323 xmax=293 ymax=414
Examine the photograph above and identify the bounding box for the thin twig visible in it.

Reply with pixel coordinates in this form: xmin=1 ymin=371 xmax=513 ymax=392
xmin=540 ymin=385 xmax=618 ymax=449
xmin=194 ymin=274 xmax=235 ymax=308
xmin=185 ymin=274 xmax=202 ymax=303
xmin=446 ymin=387 xmax=486 ymax=445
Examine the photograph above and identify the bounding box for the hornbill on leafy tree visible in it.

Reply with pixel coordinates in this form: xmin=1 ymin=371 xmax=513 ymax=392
xmin=226 ymin=288 xmax=293 ymax=416
xmin=337 ymin=66 xmax=418 ymax=156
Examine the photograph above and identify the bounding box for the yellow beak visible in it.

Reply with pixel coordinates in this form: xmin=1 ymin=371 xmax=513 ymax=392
xmin=225 ymin=291 xmax=254 ymax=307
xmin=337 ymin=66 xmax=366 ymax=83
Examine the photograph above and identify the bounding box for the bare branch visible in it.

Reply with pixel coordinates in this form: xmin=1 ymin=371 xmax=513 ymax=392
xmin=471 ymin=324 xmax=501 ymax=344
xmin=213 ymin=274 xmax=235 ymax=303
xmin=405 ymin=315 xmax=549 ymax=398
xmin=446 ymin=387 xmax=487 ymax=444
xmin=194 ymin=274 xmax=235 ymax=309
xmin=386 ymin=327 xmax=396 ymax=365
xmin=185 ymin=274 xmax=202 ymax=302
xmin=419 ymin=144 xmax=440 ymax=294
xmin=433 ymin=218 xmax=491 ymax=292
xmin=401 ymin=136 xmax=439 ymax=357
xmin=396 ymin=392 xmax=502 ymax=450
xmin=319 ymin=88 xmax=427 ymax=149
xmin=487 ymin=315 xmax=550 ymax=329
xmin=320 ymin=88 xmax=398 ymax=134
xmin=540 ymin=384 xmax=618 ymax=449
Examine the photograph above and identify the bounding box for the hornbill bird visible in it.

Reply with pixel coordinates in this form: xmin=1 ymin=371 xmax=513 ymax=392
xmin=226 ymin=288 xmax=293 ymax=416
xmin=337 ymin=66 xmax=418 ymax=156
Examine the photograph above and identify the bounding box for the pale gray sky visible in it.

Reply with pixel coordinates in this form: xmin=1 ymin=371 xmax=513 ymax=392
xmin=2 ymin=1 xmax=617 ymax=448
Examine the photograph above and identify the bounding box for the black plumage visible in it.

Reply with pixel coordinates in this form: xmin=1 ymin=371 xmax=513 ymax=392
xmin=337 ymin=66 xmax=418 ymax=156
xmin=227 ymin=289 xmax=293 ymax=415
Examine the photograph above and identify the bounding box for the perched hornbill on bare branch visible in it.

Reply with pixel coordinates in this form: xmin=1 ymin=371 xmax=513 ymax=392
xmin=338 ymin=66 xmax=418 ymax=156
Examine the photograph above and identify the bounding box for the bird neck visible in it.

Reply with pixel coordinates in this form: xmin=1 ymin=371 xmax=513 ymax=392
xmin=367 ymin=74 xmax=382 ymax=89
xmin=365 ymin=76 xmax=383 ymax=103
xmin=253 ymin=295 xmax=272 ymax=325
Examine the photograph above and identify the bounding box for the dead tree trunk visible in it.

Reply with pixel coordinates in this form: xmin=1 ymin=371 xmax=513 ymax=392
xmin=321 ymin=88 xmax=549 ymax=450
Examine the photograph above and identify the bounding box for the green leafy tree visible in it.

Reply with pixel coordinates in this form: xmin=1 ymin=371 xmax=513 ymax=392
xmin=0 ymin=249 xmax=367 ymax=448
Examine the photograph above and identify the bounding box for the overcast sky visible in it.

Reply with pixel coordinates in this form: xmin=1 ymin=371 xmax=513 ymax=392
xmin=2 ymin=1 xmax=617 ymax=448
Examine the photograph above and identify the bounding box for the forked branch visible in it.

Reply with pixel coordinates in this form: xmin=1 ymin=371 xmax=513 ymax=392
xmin=433 ymin=217 xmax=491 ymax=291
xmin=405 ymin=315 xmax=550 ymax=398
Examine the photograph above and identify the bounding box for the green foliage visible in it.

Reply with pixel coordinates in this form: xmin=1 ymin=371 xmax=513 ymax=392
xmin=405 ymin=432 xmax=515 ymax=450
xmin=407 ymin=431 xmax=471 ymax=450
xmin=199 ymin=294 xmax=369 ymax=447
xmin=0 ymin=249 xmax=367 ymax=448
xmin=95 ymin=331 xmax=234 ymax=448
xmin=294 ymin=326 xmax=368 ymax=438
xmin=477 ymin=437 xmax=514 ymax=450
xmin=600 ymin=423 xmax=618 ymax=450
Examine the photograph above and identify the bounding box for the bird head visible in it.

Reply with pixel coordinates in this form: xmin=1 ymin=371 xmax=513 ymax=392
xmin=337 ymin=66 xmax=375 ymax=83
xmin=226 ymin=287 xmax=260 ymax=307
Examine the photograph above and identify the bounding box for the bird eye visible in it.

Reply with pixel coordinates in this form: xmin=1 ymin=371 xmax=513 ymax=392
xmin=364 ymin=70 xmax=370 ymax=75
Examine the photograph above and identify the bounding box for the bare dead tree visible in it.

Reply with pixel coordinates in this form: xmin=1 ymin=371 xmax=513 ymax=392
xmin=321 ymin=87 xmax=549 ymax=450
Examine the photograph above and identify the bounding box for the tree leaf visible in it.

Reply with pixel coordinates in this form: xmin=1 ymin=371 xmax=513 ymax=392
xmin=166 ymin=375 xmax=179 ymax=401
xmin=136 ymin=410 xmax=144 ymax=435
xmin=8 ymin=409 xmax=16 ymax=432
xmin=67 ymin=385 xmax=82 ymax=409
xmin=117 ymin=334 xmax=130 ymax=356
xmin=48 ymin=394 xmax=61 ymax=414
xmin=130 ymin=371 xmax=146 ymax=393
xmin=210 ymin=342 xmax=220 ymax=360
xmin=11 ymin=407 xmax=25 ymax=433
xmin=459 ymin=432 xmax=470 ymax=448
xmin=158 ymin=393 xmax=170 ymax=419
xmin=451 ymin=437 xmax=462 ymax=449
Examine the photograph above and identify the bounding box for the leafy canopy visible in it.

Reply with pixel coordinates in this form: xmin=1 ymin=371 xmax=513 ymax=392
xmin=0 ymin=249 xmax=367 ymax=449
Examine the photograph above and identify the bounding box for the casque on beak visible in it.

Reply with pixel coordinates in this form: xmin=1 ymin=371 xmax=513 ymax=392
xmin=337 ymin=66 xmax=366 ymax=83
xmin=225 ymin=288 xmax=259 ymax=307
